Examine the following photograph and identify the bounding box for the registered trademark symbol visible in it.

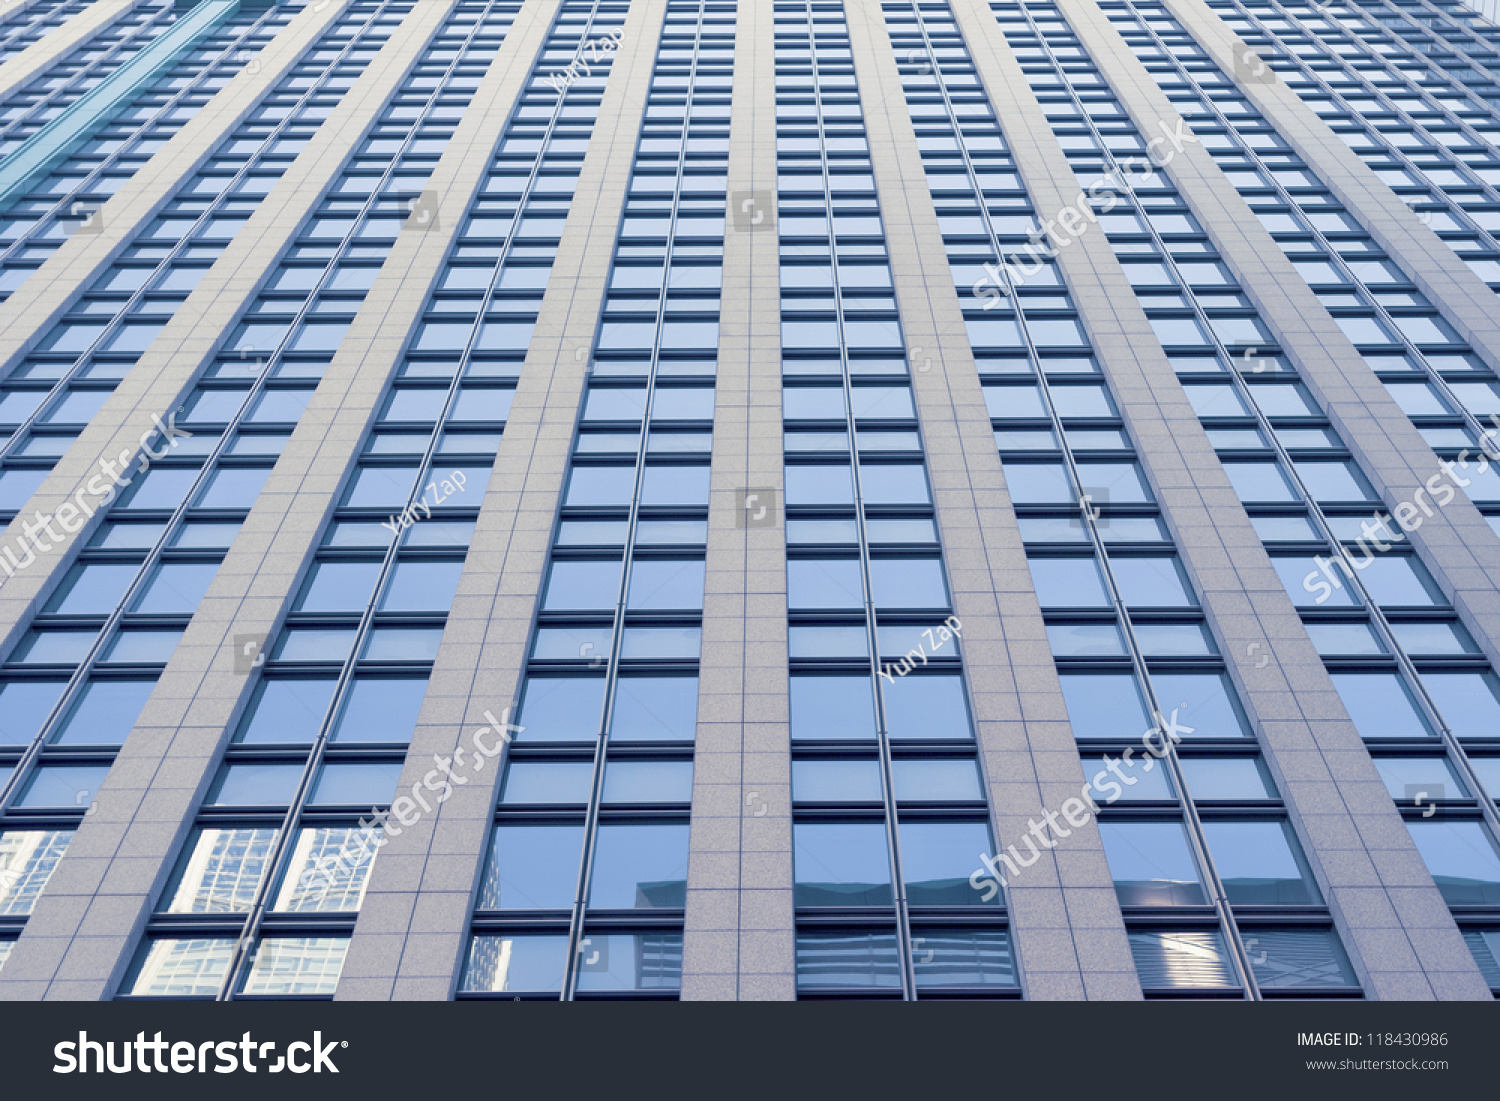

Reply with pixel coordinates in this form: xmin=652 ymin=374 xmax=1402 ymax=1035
xmin=341 ymin=1041 xmax=349 ymax=1048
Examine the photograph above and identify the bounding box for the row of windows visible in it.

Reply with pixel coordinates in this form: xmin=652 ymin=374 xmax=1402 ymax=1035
xmin=773 ymin=0 xmax=1010 ymax=1001
xmin=463 ymin=0 xmax=728 ymax=1003
xmin=0 ymin=0 xmax=524 ymax=994
xmin=984 ymin=0 xmax=1368 ymax=996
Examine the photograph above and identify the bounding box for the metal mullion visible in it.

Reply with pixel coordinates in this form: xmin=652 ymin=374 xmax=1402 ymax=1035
xmin=1016 ymin=3 xmax=1267 ymax=997
xmin=788 ymin=1 xmax=916 ymax=1000
xmin=0 ymin=8 xmax=280 ymax=261
xmin=0 ymin=3 xmax=394 ymax=463
xmin=1123 ymin=2 xmax=1500 ymax=482
xmin=562 ymin=0 xmax=707 ymax=1000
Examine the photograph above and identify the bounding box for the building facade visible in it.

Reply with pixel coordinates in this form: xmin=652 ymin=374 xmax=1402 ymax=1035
xmin=0 ymin=0 xmax=1495 ymax=1001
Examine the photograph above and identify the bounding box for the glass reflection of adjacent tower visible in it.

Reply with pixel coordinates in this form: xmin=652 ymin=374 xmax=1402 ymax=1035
xmin=0 ymin=829 xmax=71 ymax=915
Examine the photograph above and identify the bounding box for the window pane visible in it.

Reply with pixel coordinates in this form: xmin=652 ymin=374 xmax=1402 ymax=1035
xmin=0 ymin=680 xmax=67 ymax=745
xmin=51 ymin=678 xmax=156 ymax=746
xmin=274 ymin=826 xmax=380 ymax=913
xmin=869 ymin=558 xmax=948 ymax=608
xmin=501 ymin=761 xmax=594 ymax=804
xmin=881 ymin=674 xmax=972 ymax=740
xmin=1405 ymin=821 xmax=1500 ymax=905
xmin=44 ymin=563 xmax=137 ymax=615
xmin=295 ymin=561 xmax=381 ymax=611
xmin=1098 ymin=821 xmax=1206 ymax=905
xmin=587 ymin=824 xmax=689 ymax=908
xmin=640 ymin=465 xmax=709 ymax=507
xmin=240 ymin=937 xmax=349 ymax=996
xmin=891 ymin=759 xmax=982 ymax=802
xmin=380 ymin=560 xmax=463 ymax=611
xmin=1330 ymin=673 xmax=1434 ymax=738
xmin=794 ymin=822 xmax=893 ymax=906
xmin=16 ymin=764 xmax=111 ymax=809
xmin=609 ymin=676 xmax=698 ymax=741
xmin=1028 ymin=557 xmax=1109 ymax=607
xmin=1463 ymin=931 xmax=1500 ymax=987
xmin=1129 ymin=930 xmax=1236 ymax=989
xmin=362 ymin=627 xmax=445 ymax=661
xmin=790 ymin=676 xmax=877 ymax=740
xmin=1082 ymin=753 xmax=1173 ymax=801
xmin=115 ymin=467 xmax=198 ymax=510
xmin=796 ymin=931 xmax=902 ymax=989
xmin=461 ymin=935 xmax=569 ymax=993
xmin=1059 ymin=673 xmax=1150 ymax=739
xmin=601 ymin=760 xmax=694 ymax=804
xmin=477 ymin=824 xmax=584 ymax=909
xmin=206 ymin=763 xmax=302 ymax=807
xmin=1420 ymin=672 xmax=1500 ymax=738
xmin=1202 ymin=821 xmax=1321 ymax=904
xmin=1109 ymin=556 xmax=1195 ymax=608
xmin=1371 ymin=757 xmax=1466 ymax=801
xmin=1248 ymin=930 xmax=1357 ymax=989
xmin=124 ymin=938 xmax=235 ymax=996
xmin=794 ymin=759 xmax=883 ymax=802
xmin=517 ymin=676 xmax=606 ymax=741
xmin=911 ymin=929 xmax=1016 ymax=988
xmin=1178 ymin=757 xmax=1275 ymax=800
xmin=308 ymin=762 xmax=403 ymax=807
xmin=573 ymin=932 xmax=683 ymax=992
xmin=626 ymin=559 xmax=705 ymax=611
xmin=1361 ymin=556 xmax=1445 ymax=607
xmin=543 ymin=560 xmax=622 ymax=611
xmin=131 ymin=562 xmax=219 ymax=613
xmin=236 ymin=679 xmax=336 ymax=744
xmin=1151 ymin=672 xmax=1251 ymax=739
xmin=0 ymin=829 xmax=73 ymax=916
xmin=900 ymin=820 xmax=998 ymax=905
xmin=103 ymin=629 xmax=184 ymax=663
xmin=160 ymin=828 xmax=277 ymax=914
xmin=196 ymin=466 xmax=270 ymax=509
xmin=788 ymin=558 xmax=863 ymax=609
xmin=330 ymin=676 xmax=428 ymax=744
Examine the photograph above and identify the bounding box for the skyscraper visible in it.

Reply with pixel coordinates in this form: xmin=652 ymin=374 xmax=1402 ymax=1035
xmin=0 ymin=0 xmax=1495 ymax=1002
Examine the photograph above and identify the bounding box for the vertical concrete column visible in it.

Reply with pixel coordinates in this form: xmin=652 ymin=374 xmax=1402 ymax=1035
xmin=339 ymin=0 xmax=668 ymax=1001
xmin=846 ymin=0 xmax=1140 ymax=1001
xmin=1059 ymin=0 xmax=1500 ymax=672
xmin=0 ymin=0 xmax=140 ymax=102
xmin=957 ymin=0 xmax=1490 ymax=999
xmin=0 ymin=0 xmax=465 ymax=1002
xmin=681 ymin=0 xmax=790 ymax=1002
